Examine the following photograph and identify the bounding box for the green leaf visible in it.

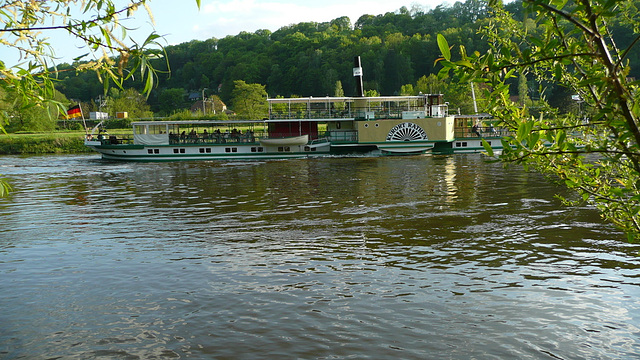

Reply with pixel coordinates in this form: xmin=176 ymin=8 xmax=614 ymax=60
xmin=437 ymin=34 xmax=451 ymax=61
xmin=454 ymin=59 xmax=474 ymax=68
xmin=556 ymin=130 xmax=566 ymax=145
xmin=482 ymin=139 xmax=494 ymax=156
xmin=0 ymin=178 xmax=11 ymax=197
xmin=529 ymin=131 xmax=540 ymax=147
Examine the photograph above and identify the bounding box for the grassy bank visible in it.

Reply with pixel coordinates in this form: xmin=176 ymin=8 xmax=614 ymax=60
xmin=0 ymin=132 xmax=92 ymax=155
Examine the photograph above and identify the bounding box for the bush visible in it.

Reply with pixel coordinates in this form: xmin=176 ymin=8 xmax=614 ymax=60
xmin=0 ymin=134 xmax=91 ymax=155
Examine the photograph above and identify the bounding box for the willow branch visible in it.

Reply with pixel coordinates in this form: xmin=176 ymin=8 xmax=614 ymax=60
xmin=0 ymin=2 xmax=141 ymax=33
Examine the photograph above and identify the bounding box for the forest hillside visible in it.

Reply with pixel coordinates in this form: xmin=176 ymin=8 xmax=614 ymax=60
xmin=51 ymin=0 xmax=640 ymax=116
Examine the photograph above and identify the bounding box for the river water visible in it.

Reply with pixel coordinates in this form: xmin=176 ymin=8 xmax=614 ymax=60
xmin=0 ymin=154 xmax=639 ymax=359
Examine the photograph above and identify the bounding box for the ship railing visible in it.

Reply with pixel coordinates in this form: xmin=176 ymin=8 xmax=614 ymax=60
xmin=170 ymin=131 xmax=262 ymax=145
xmin=269 ymin=107 xmax=429 ymax=120
xmin=99 ymin=134 xmax=134 ymax=145
xmin=326 ymin=130 xmax=358 ymax=143
xmin=454 ymin=128 xmax=511 ymax=138
xmin=269 ymin=110 xmax=355 ymax=120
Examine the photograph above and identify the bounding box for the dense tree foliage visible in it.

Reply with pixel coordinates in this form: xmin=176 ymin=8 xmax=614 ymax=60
xmin=0 ymin=0 xmax=201 ymax=196
xmin=439 ymin=0 xmax=640 ymax=240
xmin=103 ymin=88 xmax=153 ymax=119
xmin=52 ymin=0 xmax=640 ymax=119
xmin=0 ymin=87 xmax=69 ymax=132
xmin=0 ymin=0 xmax=193 ymax=125
xmin=230 ymin=80 xmax=268 ymax=120
xmin=56 ymin=0 xmax=506 ymax=112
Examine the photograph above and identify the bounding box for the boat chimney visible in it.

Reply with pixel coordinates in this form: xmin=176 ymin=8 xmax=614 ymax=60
xmin=353 ymin=56 xmax=364 ymax=97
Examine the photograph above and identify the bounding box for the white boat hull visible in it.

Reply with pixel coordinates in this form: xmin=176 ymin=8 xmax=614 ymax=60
xmin=85 ymin=140 xmax=328 ymax=161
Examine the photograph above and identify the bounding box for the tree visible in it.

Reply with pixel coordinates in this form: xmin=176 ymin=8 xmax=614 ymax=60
xmin=104 ymin=88 xmax=152 ymax=119
xmin=230 ymin=80 xmax=268 ymax=120
xmin=1 ymin=88 xmax=69 ymax=133
xmin=400 ymin=84 xmax=415 ymax=95
xmin=334 ymin=80 xmax=346 ymax=111
xmin=0 ymin=0 xmax=200 ymax=196
xmin=0 ymin=0 xmax=201 ymax=124
xmin=438 ymin=0 xmax=640 ymax=240
xmin=415 ymin=74 xmax=446 ymax=94
xmin=158 ymin=88 xmax=187 ymax=115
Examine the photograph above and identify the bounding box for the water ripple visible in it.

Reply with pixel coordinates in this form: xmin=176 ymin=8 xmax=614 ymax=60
xmin=1 ymin=154 xmax=639 ymax=359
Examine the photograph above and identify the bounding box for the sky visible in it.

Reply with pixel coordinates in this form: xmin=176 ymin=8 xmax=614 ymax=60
xmin=3 ymin=0 xmax=453 ymax=66
xmin=152 ymin=0 xmax=452 ymax=45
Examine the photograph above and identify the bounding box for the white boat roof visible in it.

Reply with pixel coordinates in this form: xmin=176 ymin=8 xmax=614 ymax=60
xmin=267 ymin=94 xmax=443 ymax=104
xmin=130 ymin=118 xmax=345 ymax=126
xmin=131 ymin=120 xmax=265 ymax=126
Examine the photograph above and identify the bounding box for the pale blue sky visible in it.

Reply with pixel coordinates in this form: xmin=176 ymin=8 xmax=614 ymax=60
xmin=3 ymin=0 xmax=453 ymax=66
xmin=152 ymin=0 xmax=452 ymax=45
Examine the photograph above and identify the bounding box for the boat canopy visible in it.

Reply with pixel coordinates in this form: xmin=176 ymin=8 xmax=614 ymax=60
xmin=268 ymin=94 xmax=448 ymax=120
xmin=267 ymin=94 xmax=444 ymax=104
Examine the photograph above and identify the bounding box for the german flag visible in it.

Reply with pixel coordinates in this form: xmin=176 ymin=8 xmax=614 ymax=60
xmin=67 ymin=105 xmax=82 ymax=119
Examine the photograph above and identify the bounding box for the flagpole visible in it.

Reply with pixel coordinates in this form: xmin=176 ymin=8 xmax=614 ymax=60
xmin=79 ymin=104 xmax=88 ymax=135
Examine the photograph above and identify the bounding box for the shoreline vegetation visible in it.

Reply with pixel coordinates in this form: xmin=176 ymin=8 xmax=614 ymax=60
xmin=0 ymin=132 xmax=95 ymax=155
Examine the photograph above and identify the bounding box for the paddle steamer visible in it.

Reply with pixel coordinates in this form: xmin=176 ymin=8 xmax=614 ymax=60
xmin=84 ymin=58 xmax=503 ymax=161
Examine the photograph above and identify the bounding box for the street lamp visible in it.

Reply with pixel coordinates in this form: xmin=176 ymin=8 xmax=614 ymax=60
xmin=202 ymin=88 xmax=208 ymax=114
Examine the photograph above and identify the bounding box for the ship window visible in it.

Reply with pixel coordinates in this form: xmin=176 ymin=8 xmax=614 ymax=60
xmin=149 ymin=125 xmax=164 ymax=134
xmin=278 ymin=147 xmax=290 ymax=152
xmin=154 ymin=149 xmax=159 ymax=154
xmin=173 ymin=149 xmax=179 ymax=154
xmin=258 ymin=147 xmax=264 ymax=152
xmin=487 ymin=141 xmax=492 ymax=146
xmin=225 ymin=148 xmax=231 ymax=153
xmin=232 ymin=148 xmax=238 ymax=153
xmin=206 ymin=148 xmax=211 ymax=153
xmin=251 ymin=147 xmax=257 ymax=152
xmin=199 ymin=148 xmax=205 ymax=153
xmin=180 ymin=148 xmax=185 ymax=153
xmin=148 ymin=149 xmax=153 ymax=154
xmin=462 ymin=142 xmax=467 ymax=147
xmin=456 ymin=142 xmax=461 ymax=147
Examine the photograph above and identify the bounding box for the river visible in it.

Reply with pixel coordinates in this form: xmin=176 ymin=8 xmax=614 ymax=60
xmin=0 ymin=154 xmax=639 ymax=359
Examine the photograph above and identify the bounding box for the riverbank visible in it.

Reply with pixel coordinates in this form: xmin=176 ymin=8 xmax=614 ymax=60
xmin=0 ymin=132 xmax=92 ymax=155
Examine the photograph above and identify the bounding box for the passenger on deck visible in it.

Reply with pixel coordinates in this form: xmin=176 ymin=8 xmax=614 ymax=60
xmin=472 ymin=123 xmax=481 ymax=137
xmin=231 ymin=129 xmax=240 ymax=142
xmin=189 ymin=129 xmax=198 ymax=143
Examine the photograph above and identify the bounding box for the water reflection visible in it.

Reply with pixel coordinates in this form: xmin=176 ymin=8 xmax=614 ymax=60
xmin=0 ymin=154 xmax=639 ymax=359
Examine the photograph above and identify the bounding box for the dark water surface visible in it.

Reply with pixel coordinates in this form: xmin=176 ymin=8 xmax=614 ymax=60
xmin=0 ymin=154 xmax=639 ymax=359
